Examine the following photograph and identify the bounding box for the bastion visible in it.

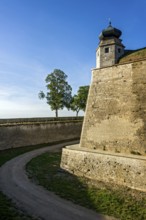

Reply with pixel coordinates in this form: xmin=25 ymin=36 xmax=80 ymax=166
xmin=61 ymin=23 xmax=146 ymax=192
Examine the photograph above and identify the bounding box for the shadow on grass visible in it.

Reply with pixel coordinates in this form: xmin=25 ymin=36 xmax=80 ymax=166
xmin=26 ymin=151 xmax=146 ymax=220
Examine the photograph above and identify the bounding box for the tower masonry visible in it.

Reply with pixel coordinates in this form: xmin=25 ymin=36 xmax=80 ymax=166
xmin=61 ymin=24 xmax=146 ymax=192
xmin=96 ymin=22 xmax=125 ymax=68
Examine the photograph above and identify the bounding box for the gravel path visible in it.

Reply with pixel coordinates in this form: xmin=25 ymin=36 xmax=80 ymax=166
xmin=0 ymin=141 xmax=117 ymax=220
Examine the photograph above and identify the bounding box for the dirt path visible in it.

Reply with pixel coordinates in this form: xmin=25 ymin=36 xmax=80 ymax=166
xmin=0 ymin=141 xmax=116 ymax=220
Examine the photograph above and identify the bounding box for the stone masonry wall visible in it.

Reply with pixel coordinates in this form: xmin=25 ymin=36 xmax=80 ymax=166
xmin=0 ymin=121 xmax=82 ymax=150
xmin=61 ymin=145 xmax=146 ymax=192
xmin=80 ymin=60 xmax=146 ymax=155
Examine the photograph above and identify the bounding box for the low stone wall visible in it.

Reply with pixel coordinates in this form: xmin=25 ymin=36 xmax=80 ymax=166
xmin=0 ymin=118 xmax=83 ymax=150
xmin=61 ymin=145 xmax=146 ymax=192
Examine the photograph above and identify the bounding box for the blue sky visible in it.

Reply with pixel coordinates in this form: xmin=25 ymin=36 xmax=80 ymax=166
xmin=0 ymin=0 xmax=146 ymax=118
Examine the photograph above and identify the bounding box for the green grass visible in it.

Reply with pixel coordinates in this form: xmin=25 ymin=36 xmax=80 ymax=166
xmin=0 ymin=143 xmax=58 ymax=220
xmin=0 ymin=191 xmax=38 ymax=220
xmin=0 ymin=143 xmax=51 ymax=167
xmin=119 ymin=47 xmax=146 ymax=64
xmin=26 ymin=152 xmax=146 ymax=220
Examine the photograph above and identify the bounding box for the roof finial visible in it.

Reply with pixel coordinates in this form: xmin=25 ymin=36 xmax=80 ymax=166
xmin=108 ymin=18 xmax=112 ymax=26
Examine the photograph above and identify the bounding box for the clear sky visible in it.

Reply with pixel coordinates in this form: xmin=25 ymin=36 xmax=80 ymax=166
xmin=0 ymin=0 xmax=146 ymax=118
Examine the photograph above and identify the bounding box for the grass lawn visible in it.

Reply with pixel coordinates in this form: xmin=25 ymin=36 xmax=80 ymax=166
xmin=119 ymin=47 xmax=146 ymax=64
xmin=26 ymin=151 xmax=146 ymax=220
xmin=0 ymin=143 xmax=58 ymax=220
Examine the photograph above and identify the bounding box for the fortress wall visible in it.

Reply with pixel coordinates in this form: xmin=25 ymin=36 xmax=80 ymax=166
xmin=0 ymin=119 xmax=83 ymax=150
xmin=80 ymin=60 xmax=146 ymax=155
xmin=61 ymin=145 xmax=146 ymax=192
xmin=61 ymin=60 xmax=146 ymax=192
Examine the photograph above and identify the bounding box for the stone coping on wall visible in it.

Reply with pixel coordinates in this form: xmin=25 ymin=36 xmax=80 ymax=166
xmin=65 ymin=144 xmax=146 ymax=161
xmin=0 ymin=117 xmax=83 ymax=127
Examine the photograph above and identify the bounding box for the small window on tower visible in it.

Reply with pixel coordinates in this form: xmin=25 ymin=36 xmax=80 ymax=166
xmin=105 ymin=47 xmax=109 ymax=53
xmin=118 ymin=48 xmax=121 ymax=53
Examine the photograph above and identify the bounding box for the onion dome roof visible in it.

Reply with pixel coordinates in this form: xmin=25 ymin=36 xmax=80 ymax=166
xmin=99 ymin=22 xmax=122 ymax=40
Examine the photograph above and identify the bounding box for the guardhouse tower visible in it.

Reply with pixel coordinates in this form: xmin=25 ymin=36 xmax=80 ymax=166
xmin=96 ymin=22 xmax=125 ymax=68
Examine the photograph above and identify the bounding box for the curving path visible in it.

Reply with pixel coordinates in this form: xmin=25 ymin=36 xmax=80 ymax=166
xmin=0 ymin=141 xmax=117 ymax=220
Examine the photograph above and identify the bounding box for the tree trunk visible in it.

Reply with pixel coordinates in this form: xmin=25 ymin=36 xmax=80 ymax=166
xmin=55 ymin=109 xmax=58 ymax=117
xmin=76 ymin=110 xmax=79 ymax=117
